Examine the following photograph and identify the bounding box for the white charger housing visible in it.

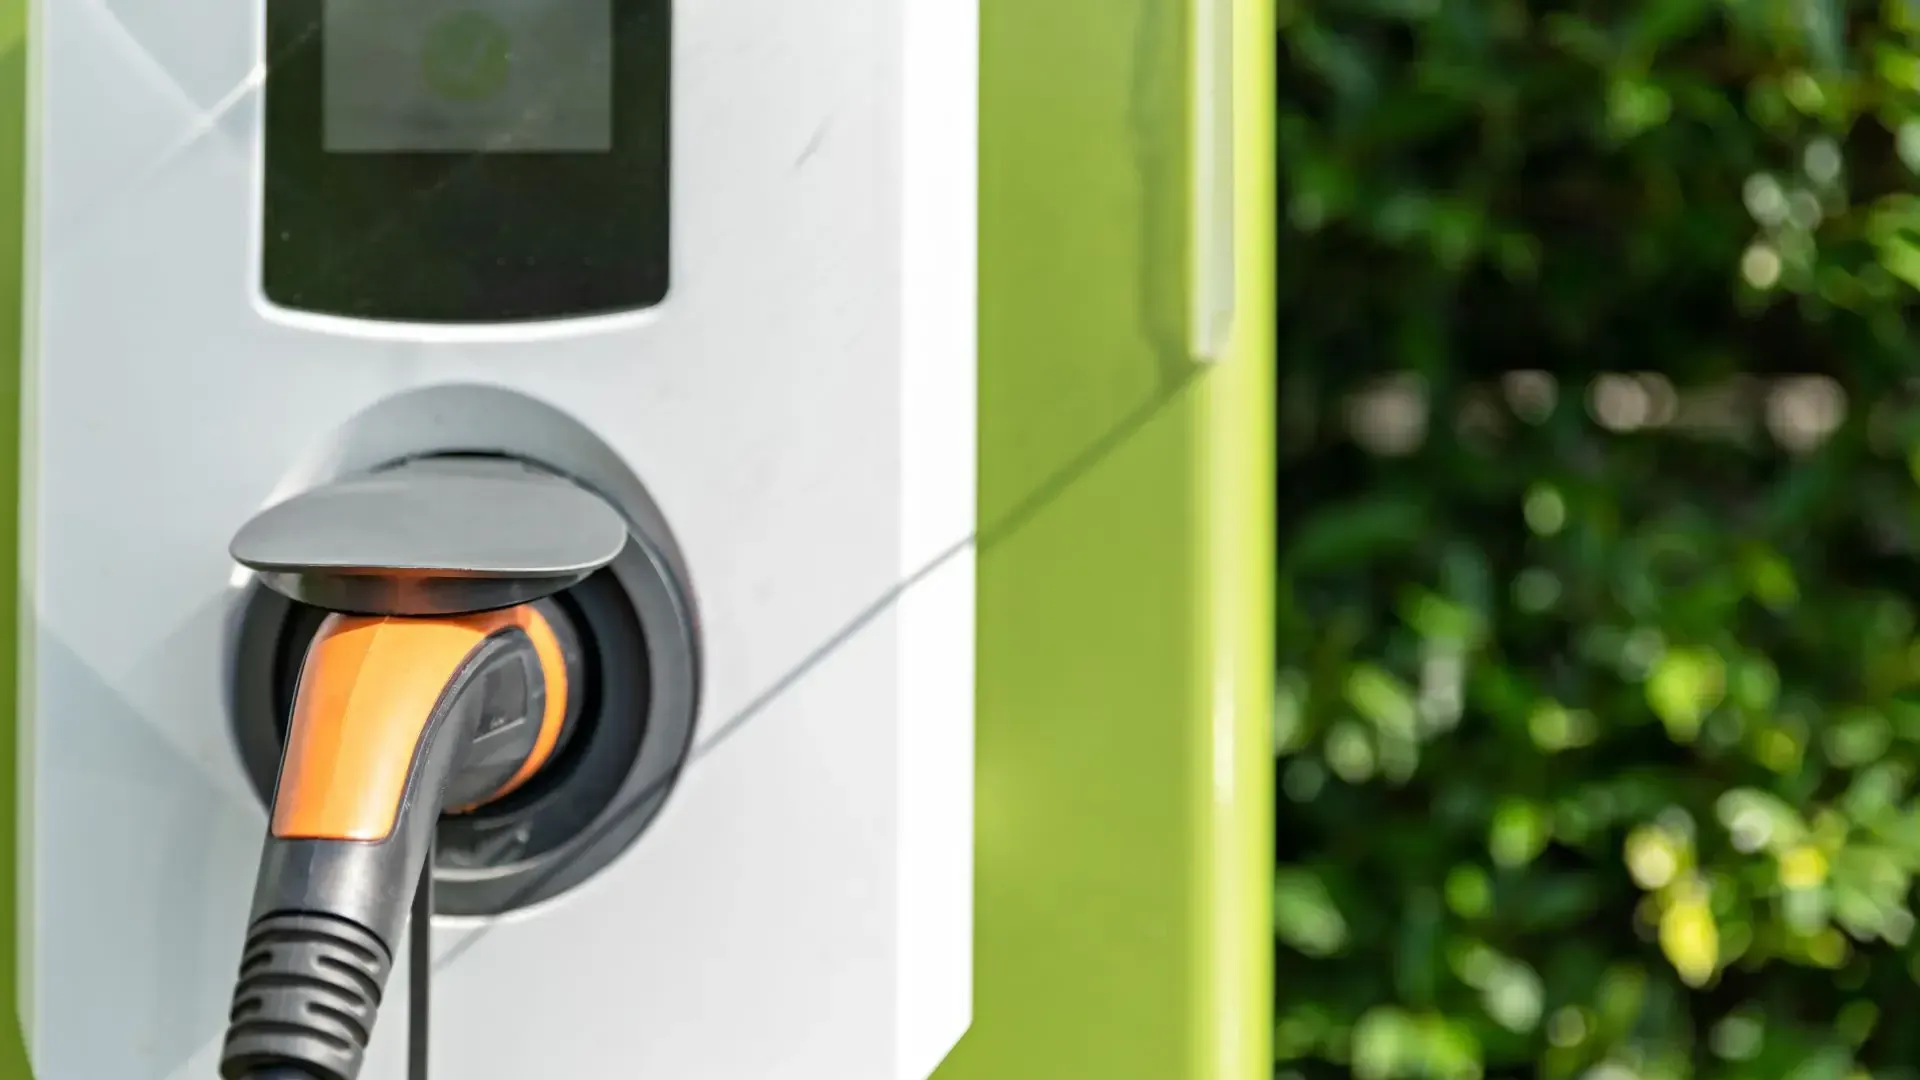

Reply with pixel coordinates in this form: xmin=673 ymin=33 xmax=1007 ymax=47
xmin=19 ymin=0 xmax=977 ymax=1075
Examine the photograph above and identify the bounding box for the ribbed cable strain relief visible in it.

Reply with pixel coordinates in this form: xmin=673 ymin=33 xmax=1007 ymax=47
xmin=219 ymin=912 xmax=395 ymax=1080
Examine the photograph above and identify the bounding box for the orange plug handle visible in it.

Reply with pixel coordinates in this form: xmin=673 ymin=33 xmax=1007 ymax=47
xmin=272 ymin=604 xmax=572 ymax=842
xmin=225 ymin=601 xmax=576 ymax=1080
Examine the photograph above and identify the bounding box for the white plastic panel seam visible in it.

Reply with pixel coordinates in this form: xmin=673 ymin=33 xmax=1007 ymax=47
xmin=896 ymin=0 xmax=978 ymax=1065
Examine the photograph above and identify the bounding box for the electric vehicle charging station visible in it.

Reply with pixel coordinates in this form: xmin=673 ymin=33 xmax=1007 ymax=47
xmin=6 ymin=0 xmax=978 ymax=1076
xmin=5 ymin=0 xmax=1277 ymax=1079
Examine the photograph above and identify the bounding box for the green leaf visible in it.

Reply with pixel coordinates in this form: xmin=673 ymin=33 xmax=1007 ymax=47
xmin=1607 ymin=77 xmax=1673 ymax=139
xmin=1282 ymin=495 xmax=1430 ymax=571
xmin=1346 ymin=664 xmax=1420 ymax=741
xmin=1645 ymin=647 xmax=1727 ymax=743
xmin=1274 ymin=868 xmax=1351 ymax=958
xmin=1490 ymin=799 xmax=1552 ymax=868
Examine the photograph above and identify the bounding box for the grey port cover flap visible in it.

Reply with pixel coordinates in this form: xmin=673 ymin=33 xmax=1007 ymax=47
xmin=230 ymin=457 xmax=630 ymax=616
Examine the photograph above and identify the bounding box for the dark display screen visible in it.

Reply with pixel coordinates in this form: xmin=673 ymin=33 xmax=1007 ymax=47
xmin=261 ymin=0 xmax=670 ymax=323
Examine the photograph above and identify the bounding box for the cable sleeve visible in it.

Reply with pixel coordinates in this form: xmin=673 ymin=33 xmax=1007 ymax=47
xmin=218 ymin=912 xmax=394 ymax=1080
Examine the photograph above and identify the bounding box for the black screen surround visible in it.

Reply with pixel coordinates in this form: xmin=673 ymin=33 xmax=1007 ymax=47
xmin=260 ymin=0 xmax=671 ymax=323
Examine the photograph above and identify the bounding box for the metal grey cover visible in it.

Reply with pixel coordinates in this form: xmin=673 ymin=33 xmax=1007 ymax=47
xmin=230 ymin=457 xmax=629 ymax=615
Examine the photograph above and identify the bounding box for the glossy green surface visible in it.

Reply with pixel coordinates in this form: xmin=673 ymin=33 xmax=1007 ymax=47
xmin=934 ymin=0 xmax=1273 ymax=1077
xmin=0 ymin=0 xmax=22 ymax=1071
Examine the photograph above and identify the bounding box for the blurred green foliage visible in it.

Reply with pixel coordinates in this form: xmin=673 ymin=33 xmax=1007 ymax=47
xmin=1272 ymin=1 xmax=1920 ymax=1078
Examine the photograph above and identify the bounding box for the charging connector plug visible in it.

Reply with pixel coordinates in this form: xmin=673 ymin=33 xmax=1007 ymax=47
xmin=219 ymin=603 xmax=577 ymax=1080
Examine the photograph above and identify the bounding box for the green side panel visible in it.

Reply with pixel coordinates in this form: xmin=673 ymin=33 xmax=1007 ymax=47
xmin=0 ymin=0 xmax=21 ymax=1071
xmin=936 ymin=0 xmax=1273 ymax=1077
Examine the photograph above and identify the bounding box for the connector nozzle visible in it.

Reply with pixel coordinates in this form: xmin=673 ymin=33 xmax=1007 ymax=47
xmin=219 ymin=603 xmax=575 ymax=1080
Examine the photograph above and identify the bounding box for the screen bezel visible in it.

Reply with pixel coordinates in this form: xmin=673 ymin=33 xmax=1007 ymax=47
xmin=258 ymin=0 xmax=671 ymax=326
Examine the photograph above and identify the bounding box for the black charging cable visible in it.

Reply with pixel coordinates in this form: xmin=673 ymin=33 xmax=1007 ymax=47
xmin=236 ymin=843 xmax=435 ymax=1080
xmin=408 ymin=842 xmax=434 ymax=1080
